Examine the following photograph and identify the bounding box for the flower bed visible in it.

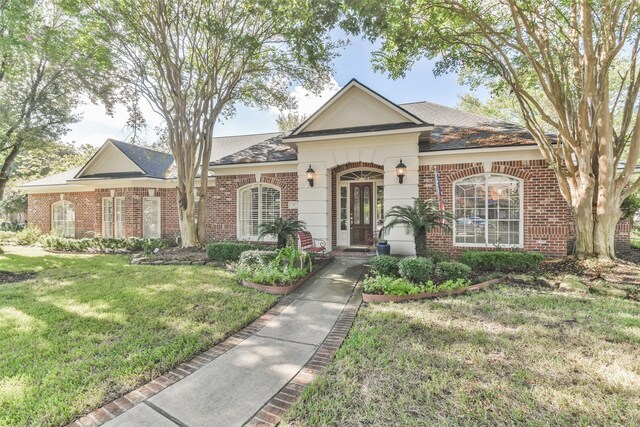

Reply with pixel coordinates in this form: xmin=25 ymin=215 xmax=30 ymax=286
xmin=234 ymin=247 xmax=331 ymax=295
xmin=362 ymin=277 xmax=505 ymax=303
xmin=363 ymin=255 xmax=506 ymax=303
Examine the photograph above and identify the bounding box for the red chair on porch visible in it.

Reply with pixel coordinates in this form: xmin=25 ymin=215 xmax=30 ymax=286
xmin=295 ymin=231 xmax=327 ymax=257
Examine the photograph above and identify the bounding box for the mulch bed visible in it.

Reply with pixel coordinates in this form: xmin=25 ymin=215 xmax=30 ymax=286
xmin=0 ymin=271 xmax=36 ymax=284
xmin=148 ymin=247 xmax=209 ymax=262
xmin=541 ymin=248 xmax=640 ymax=285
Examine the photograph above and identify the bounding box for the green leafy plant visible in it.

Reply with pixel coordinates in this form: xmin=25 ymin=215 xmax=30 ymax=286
xmin=363 ymin=275 xmax=423 ymax=295
xmin=434 ymin=261 xmax=472 ymax=282
xmin=206 ymin=242 xmax=261 ymax=262
xmin=398 ymin=256 xmax=433 ymax=283
xmin=14 ymin=226 xmax=42 ymax=246
xmin=437 ymin=278 xmax=472 ymax=291
xmin=383 ymin=198 xmax=452 ymax=257
xmin=460 ymin=251 xmax=544 ymax=273
xmin=236 ymin=263 xmax=307 ymax=286
xmin=370 ymin=255 xmax=400 ymax=276
xmin=258 ymin=218 xmax=307 ymax=248
xmin=622 ymin=192 xmax=640 ymax=227
xmin=275 ymin=245 xmax=313 ymax=272
xmin=237 ymin=250 xmax=278 ymax=269
xmin=40 ymin=236 xmax=170 ymax=253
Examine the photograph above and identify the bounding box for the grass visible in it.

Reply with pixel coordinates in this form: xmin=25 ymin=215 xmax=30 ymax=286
xmin=283 ymin=285 xmax=640 ymax=426
xmin=632 ymin=232 xmax=640 ymax=249
xmin=0 ymin=251 xmax=278 ymax=426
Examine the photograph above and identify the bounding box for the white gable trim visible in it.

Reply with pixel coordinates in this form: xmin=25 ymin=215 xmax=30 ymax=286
xmin=285 ymin=125 xmax=433 ymax=144
xmin=75 ymin=139 xmax=144 ymax=178
xmin=291 ymin=79 xmax=424 ymax=136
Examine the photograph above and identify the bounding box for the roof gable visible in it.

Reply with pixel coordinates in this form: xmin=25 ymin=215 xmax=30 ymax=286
xmin=75 ymin=139 xmax=174 ymax=179
xmin=291 ymin=79 xmax=425 ymax=136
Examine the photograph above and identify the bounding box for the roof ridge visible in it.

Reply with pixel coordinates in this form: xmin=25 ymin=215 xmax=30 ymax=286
xmin=213 ymin=131 xmax=284 ymax=139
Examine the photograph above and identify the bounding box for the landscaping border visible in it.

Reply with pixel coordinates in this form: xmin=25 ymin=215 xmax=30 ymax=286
xmin=362 ymin=276 xmax=506 ymax=303
xmin=241 ymin=258 xmax=333 ymax=295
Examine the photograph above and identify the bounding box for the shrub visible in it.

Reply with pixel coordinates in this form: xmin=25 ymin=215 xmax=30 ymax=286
xmin=40 ymin=236 xmax=170 ymax=253
xmin=362 ymin=275 xmax=422 ymax=296
xmin=425 ymin=249 xmax=448 ymax=264
xmin=237 ymin=250 xmax=278 ymax=269
xmin=398 ymin=256 xmax=433 ymax=283
xmin=460 ymin=251 xmax=544 ymax=273
xmin=370 ymin=255 xmax=400 ymax=276
xmin=236 ymin=264 xmax=306 ymax=286
xmin=14 ymin=226 xmax=42 ymax=246
xmin=434 ymin=261 xmax=471 ymax=283
xmin=0 ymin=230 xmax=16 ymax=243
xmin=206 ymin=241 xmax=261 ymax=262
xmin=438 ymin=278 xmax=472 ymax=291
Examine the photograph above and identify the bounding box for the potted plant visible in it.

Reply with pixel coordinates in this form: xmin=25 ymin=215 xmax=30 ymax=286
xmin=375 ymin=229 xmax=391 ymax=255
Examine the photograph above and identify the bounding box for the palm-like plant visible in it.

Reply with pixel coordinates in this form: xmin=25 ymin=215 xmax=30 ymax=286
xmin=258 ymin=217 xmax=307 ymax=248
xmin=383 ymin=198 xmax=452 ymax=257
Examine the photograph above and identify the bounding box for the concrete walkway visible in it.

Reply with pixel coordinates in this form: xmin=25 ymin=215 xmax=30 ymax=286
xmin=104 ymin=258 xmax=365 ymax=427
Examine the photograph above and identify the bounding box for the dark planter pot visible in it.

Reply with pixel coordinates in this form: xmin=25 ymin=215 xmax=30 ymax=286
xmin=376 ymin=243 xmax=391 ymax=255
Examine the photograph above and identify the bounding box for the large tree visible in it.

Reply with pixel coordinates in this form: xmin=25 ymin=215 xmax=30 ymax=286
xmin=0 ymin=0 xmax=115 ymax=201
xmin=344 ymin=0 xmax=640 ymax=259
xmin=90 ymin=0 xmax=339 ymax=247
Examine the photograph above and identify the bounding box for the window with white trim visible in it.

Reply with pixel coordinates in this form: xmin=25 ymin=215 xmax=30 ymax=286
xmin=143 ymin=197 xmax=161 ymax=238
xmin=453 ymin=174 xmax=523 ymax=247
xmin=51 ymin=200 xmax=75 ymax=237
xmin=238 ymin=184 xmax=281 ymax=240
xmin=102 ymin=198 xmax=113 ymax=238
xmin=114 ymin=197 xmax=126 ymax=238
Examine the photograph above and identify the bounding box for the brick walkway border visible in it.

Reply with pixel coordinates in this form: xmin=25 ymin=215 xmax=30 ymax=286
xmin=66 ymin=259 xmax=363 ymax=427
xmin=244 ymin=277 xmax=364 ymax=427
xmin=67 ymin=292 xmax=298 ymax=427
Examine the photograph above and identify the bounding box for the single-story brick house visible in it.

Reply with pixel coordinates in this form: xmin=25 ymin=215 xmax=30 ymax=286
xmin=22 ymin=79 xmax=631 ymax=256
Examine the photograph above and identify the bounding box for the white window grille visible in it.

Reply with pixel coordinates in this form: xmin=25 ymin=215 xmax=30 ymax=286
xmin=51 ymin=200 xmax=75 ymax=237
xmin=143 ymin=197 xmax=161 ymax=238
xmin=237 ymin=184 xmax=281 ymax=240
xmin=453 ymin=174 xmax=523 ymax=247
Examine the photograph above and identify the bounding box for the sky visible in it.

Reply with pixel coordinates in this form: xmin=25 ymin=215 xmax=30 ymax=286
xmin=66 ymin=31 xmax=488 ymax=147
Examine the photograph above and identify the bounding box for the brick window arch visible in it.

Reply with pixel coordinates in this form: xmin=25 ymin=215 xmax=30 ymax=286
xmin=237 ymin=184 xmax=281 ymax=240
xmin=453 ymin=174 xmax=523 ymax=247
xmin=51 ymin=200 xmax=75 ymax=237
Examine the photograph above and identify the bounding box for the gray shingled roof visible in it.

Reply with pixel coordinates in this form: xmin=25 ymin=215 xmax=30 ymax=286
xmin=211 ymin=132 xmax=283 ymax=161
xmin=99 ymin=140 xmax=174 ymax=179
xmin=21 ymin=167 xmax=82 ymax=187
xmin=401 ymin=101 xmax=538 ymax=151
xmin=211 ymin=133 xmax=296 ymax=166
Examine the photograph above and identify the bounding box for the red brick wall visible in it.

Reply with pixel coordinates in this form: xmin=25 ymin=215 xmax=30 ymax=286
xmin=420 ymin=160 xmax=570 ymax=257
xmin=27 ymin=173 xmax=297 ymax=243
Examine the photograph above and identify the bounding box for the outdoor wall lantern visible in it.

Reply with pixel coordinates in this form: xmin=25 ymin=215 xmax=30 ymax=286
xmin=396 ymin=159 xmax=407 ymax=184
xmin=306 ymin=165 xmax=315 ymax=187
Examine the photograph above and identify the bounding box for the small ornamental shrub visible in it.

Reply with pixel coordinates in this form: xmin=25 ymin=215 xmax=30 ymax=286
xmin=237 ymin=250 xmax=278 ymax=269
xmin=206 ymin=241 xmax=261 ymax=261
xmin=40 ymin=236 xmax=170 ymax=253
xmin=398 ymin=256 xmax=433 ymax=283
xmin=0 ymin=230 xmax=16 ymax=243
xmin=460 ymin=251 xmax=544 ymax=273
xmin=14 ymin=226 xmax=42 ymax=245
xmin=236 ymin=264 xmax=306 ymax=286
xmin=425 ymin=249 xmax=448 ymax=264
xmin=434 ymin=261 xmax=472 ymax=283
xmin=370 ymin=255 xmax=400 ymax=276
xmin=363 ymin=275 xmax=422 ymax=296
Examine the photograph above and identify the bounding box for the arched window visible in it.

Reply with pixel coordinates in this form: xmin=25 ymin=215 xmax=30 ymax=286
xmin=51 ymin=200 xmax=75 ymax=237
xmin=237 ymin=184 xmax=281 ymax=240
xmin=453 ymin=174 xmax=523 ymax=247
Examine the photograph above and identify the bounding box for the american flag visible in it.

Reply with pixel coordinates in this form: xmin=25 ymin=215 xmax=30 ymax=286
xmin=434 ymin=168 xmax=445 ymax=212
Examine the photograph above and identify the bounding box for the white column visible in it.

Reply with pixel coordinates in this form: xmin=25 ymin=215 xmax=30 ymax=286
xmin=297 ymin=162 xmax=333 ymax=252
xmin=383 ymin=156 xmax=419 ymax=255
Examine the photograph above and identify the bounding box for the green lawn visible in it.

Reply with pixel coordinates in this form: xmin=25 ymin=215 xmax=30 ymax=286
xmin=284 ymin=285 xmax=640 ymax=426
xmin=0 ymin=251 xmax=277 ymax=426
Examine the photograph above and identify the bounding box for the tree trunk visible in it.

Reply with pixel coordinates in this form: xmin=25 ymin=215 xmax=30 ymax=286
xmin=414 ymin=228 xmax=428 ymax=257
xmin=177 ymin=175 xmax=201 ymax=248
xmin=0 ymin=142 xmax=21 ymax=201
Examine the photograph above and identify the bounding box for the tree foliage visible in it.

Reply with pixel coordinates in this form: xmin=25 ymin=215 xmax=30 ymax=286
xmin=89 ymin=0 xmax=340 ymax=247
xmin=0 ymin=0 xmax=115 ymax=200
xmin=277 ymin=112 xmax=308 ymax=132
xmin=345 ymin=0 xmax=640 ymax=258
